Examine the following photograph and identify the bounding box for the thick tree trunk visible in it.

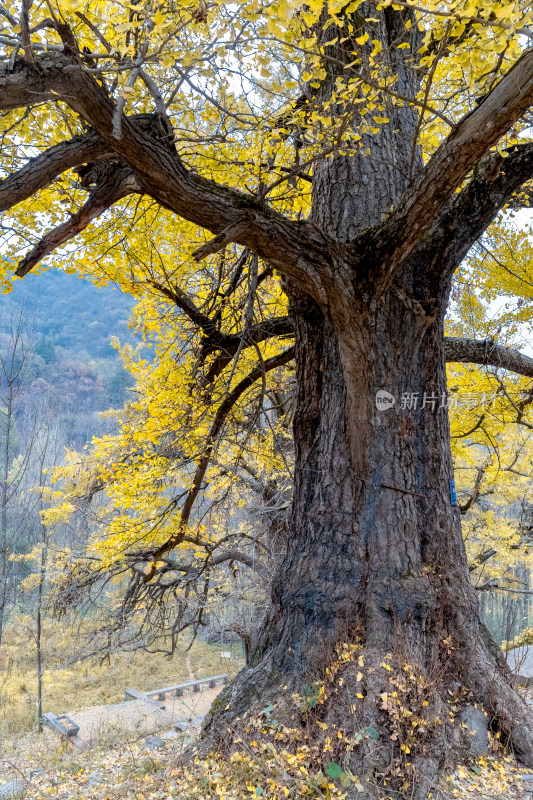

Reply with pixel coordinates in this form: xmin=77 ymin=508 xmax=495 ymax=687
xmin=253 ymin=286 xmax=463 ymax=672
xmin=205 ymin=278 xmax=533 ymax=794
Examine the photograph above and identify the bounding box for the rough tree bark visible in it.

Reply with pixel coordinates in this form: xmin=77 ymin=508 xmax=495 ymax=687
xmin=3 ymin=3 xmax=533 ymax=795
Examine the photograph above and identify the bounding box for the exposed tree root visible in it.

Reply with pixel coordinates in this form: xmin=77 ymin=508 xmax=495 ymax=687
xmin=201 ymin=640 xmax=533 ymax=799
xmin=469 ymin=630 xmax=533 ymax=767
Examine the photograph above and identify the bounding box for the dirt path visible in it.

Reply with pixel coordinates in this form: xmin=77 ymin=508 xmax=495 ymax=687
xmin=69 ymin=687 xmax=221 ymax=745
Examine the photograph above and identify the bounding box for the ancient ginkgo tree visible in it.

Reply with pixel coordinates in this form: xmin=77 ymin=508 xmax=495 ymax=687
xmin=4 ymin=0 xmax=533 ymax=794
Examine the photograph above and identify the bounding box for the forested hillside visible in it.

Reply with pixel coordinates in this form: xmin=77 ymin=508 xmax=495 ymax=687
xmin=1 ymin=269 xmax=135 ymax=444
xmin=2 ymin=269 xmax=134 ymax=360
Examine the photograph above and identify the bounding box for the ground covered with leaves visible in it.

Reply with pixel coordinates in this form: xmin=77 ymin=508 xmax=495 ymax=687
xmin=1 ymin=719 xmax=531 ymax=800
xmin=1 ymin=643 xmax=532 ymax=800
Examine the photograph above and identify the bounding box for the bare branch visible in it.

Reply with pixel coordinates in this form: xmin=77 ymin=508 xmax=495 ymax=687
xmin=469 ymin=548 xmax=497 ymax=572
xmin=161 ymin=549 xmax=267 ymax=578
xmin=0 ymin=4 xmax=17 ymax=25
xmin=112 ymin=66 xmax=141 ymax=140
xmin=459 ymin=465 xmax=487 ymax=514
xmin=138 ymin=69 xmax=169 ymax=118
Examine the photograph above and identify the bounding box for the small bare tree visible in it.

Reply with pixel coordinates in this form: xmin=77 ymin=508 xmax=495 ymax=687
xmin=0 ymin=309 xmax=35 ymax=645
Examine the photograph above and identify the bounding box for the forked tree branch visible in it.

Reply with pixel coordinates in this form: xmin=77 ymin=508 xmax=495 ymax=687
xmin=415 ymin=143 xmax=533 ymax=293
xmin=374 ymin=48 xmax=533 ymax=288
xmin=151 ymin=280 xmax=217 ymax=335
xmin=200 ymin=316 xmax=293 ymax=357
xmin=0 ymin=55 xmax=333 ymax=300
xmin=16 ymin=162 xmax=140 ymax=276
xmin=0 ymin=131 xmax=110 ymax=212
xmin=200 ymin=316 xmax=294 ymax=386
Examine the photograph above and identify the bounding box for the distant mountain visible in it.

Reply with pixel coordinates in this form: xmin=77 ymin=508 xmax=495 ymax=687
xmin=0 ymin=269 xmax=137 ymax=447
xmin=1 ymin=269 xmax=135 ymax=360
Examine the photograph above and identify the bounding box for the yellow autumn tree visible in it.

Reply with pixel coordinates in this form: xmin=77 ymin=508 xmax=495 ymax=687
xmin=4 ymin=0 xmax=533 ymax=792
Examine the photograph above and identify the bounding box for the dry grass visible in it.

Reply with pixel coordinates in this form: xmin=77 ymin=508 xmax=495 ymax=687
xmin=0 ymin=614 xmax=243 ymax=738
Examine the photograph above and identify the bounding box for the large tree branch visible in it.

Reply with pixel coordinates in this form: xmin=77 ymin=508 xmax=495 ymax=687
xmin=412 ymin=143 xmax=533 ymax=293
xmin=15 ymin=161 xmax=140 ymax=276
xmin=445 ymin=337 xmax=533 ymax=378
xmin=373 ymin=49 xmax=533 ymax=288
xmin=0 ymin=114 xmax=166 ymax=215
xmin=0 ymin=53 xmax=71 ymax=108
xmin=0 ymin=56 xmax=333 ymax=300
xmin=0 ymin=130 xmax=110 ymax=212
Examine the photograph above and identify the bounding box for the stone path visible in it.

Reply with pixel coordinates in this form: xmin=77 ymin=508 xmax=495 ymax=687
xmin=68 ymin=686 xmax=222 ymax=745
